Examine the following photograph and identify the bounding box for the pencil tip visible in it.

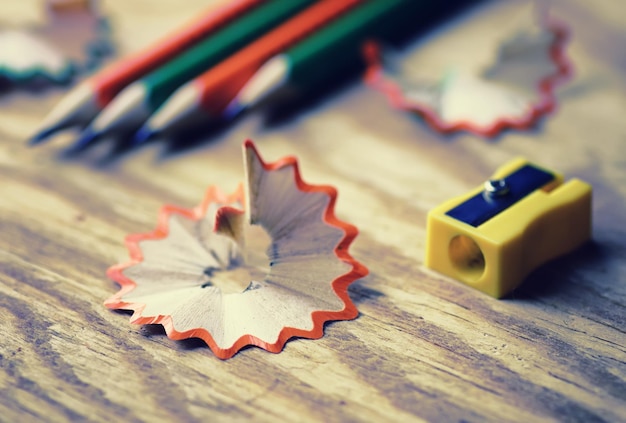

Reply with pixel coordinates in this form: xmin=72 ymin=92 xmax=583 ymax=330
xmin=70 ymin=127 xmax=100 ymax=151
xmin=30 ymin=120 xmax=75 ymax=145
xmin=30 ymin=83 xmax=100 ymax=146
xmin=29 ymin=126 xmax=57 ymax=145
xmin=222 ymin=100 xmax=246 ymax=121
xmin=132 ymin=126 xmax=158 ymax=145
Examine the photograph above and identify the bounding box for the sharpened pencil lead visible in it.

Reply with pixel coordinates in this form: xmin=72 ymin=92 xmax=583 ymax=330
xmin=222 ymin=100 xmax=246 ymax=121
xmin=29 ymin=123 xmax=65 ymax=145
xmin=70 ymin=127 xmax=101 ymax=151
xmin=132 ymin=126 xmax=159 ymax=145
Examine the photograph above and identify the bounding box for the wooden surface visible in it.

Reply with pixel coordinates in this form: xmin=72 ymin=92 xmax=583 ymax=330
xmin=1 ymin=1 xmax=625 ymax=422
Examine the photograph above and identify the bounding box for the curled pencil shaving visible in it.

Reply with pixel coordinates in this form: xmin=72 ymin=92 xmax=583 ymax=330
xmin=363 ymin=6 xmax=572 ymax=137
xmin=0 ymin=0 xmax=112 ymax=83
xmin=0 ymin=30 xmax=72 ymax=83
xmin=105 ymin=140 xmax=368 ymax=359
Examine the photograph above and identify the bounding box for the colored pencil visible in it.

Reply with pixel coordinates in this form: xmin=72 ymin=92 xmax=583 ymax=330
xmin=136 ymin=0 xmax=365 ymax=140
xmin=30 ymin=0 xmax=262 ymax=144
xmin=73 ymin=0 xmax=316 ymax=149
xmin=226 ymin=0 xmax=453 ymax=116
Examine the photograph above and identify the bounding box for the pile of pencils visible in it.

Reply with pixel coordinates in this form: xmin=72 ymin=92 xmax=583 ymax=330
xmin=31 ymin=0 xmax=468 ymax=149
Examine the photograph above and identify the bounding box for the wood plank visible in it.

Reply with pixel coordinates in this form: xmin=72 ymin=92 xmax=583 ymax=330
xmin=0 ymin=0 xmax=624 ymax=421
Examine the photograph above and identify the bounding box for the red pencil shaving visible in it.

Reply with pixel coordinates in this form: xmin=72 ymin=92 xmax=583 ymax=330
xmin=105 ymin=140 xmax=368 ymax=359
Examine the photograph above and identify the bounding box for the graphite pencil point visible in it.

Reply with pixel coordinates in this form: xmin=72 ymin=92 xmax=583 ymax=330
xmin=29 ymin=124 xmax=65 ymax=145
xmin=70 ymin=127 xmax=101 ymax=151
xmin=132 ymin=126 xmax=159 ymax=145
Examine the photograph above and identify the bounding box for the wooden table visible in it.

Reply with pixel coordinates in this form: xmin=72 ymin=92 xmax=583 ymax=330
xmin=1 ymin=1 xmax=624 ymax=421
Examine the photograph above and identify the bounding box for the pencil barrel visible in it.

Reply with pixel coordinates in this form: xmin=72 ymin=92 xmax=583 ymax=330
xmin=144 ymin=0 xmax=316 ymax=109
xmin=288 ymin=0 xmax=477 ymax=89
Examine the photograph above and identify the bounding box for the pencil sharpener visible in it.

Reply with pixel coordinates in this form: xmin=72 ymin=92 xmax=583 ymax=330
xmin=425 ymin=158 xmax=592 ymax=298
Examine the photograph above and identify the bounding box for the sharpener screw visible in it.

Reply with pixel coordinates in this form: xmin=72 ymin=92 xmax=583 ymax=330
xmin=484 ymin=179 xmax=510 ymax=197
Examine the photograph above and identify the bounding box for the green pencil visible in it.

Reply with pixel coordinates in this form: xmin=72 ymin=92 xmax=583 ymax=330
xmin=228 ymin=0 xmax=476 ymax=115
xmin=136 ymin=0 xmax=432 ymax=136
xmin=73 ymin=0 xmax=315 ymax=149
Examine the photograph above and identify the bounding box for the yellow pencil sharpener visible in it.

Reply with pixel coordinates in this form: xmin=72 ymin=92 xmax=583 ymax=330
xmin=425 ymin=158 xmax=592 ymax=298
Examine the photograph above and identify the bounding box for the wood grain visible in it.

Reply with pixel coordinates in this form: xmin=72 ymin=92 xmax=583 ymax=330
xmin=0 ymin=0 xmax=624 ymax=422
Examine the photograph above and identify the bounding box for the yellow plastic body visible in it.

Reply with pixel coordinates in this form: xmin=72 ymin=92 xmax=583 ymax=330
xmin=425 ymin=158 xmax=592 ymax=298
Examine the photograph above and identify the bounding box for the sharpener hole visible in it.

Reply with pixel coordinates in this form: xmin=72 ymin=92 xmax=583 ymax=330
xmin=449 ymin=235 xmax=485 ymax=282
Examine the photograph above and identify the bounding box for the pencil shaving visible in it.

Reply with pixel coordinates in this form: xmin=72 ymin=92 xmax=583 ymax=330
xmin=0 ymin=0 xmax=111 ymax=84
xmin=363 ymin=5 xmax=572 ymax=137
xmin=0 ymin=30 xmax=72 ymax=83
xmin=105 ymin=140 xmax=367 ymax=359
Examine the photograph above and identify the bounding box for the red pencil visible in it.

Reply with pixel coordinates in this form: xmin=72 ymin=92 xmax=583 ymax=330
xmin=31 ymin=0 xmax=262 ymax=144
xmin=138 ymin=0 xmax=362 ymax=137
